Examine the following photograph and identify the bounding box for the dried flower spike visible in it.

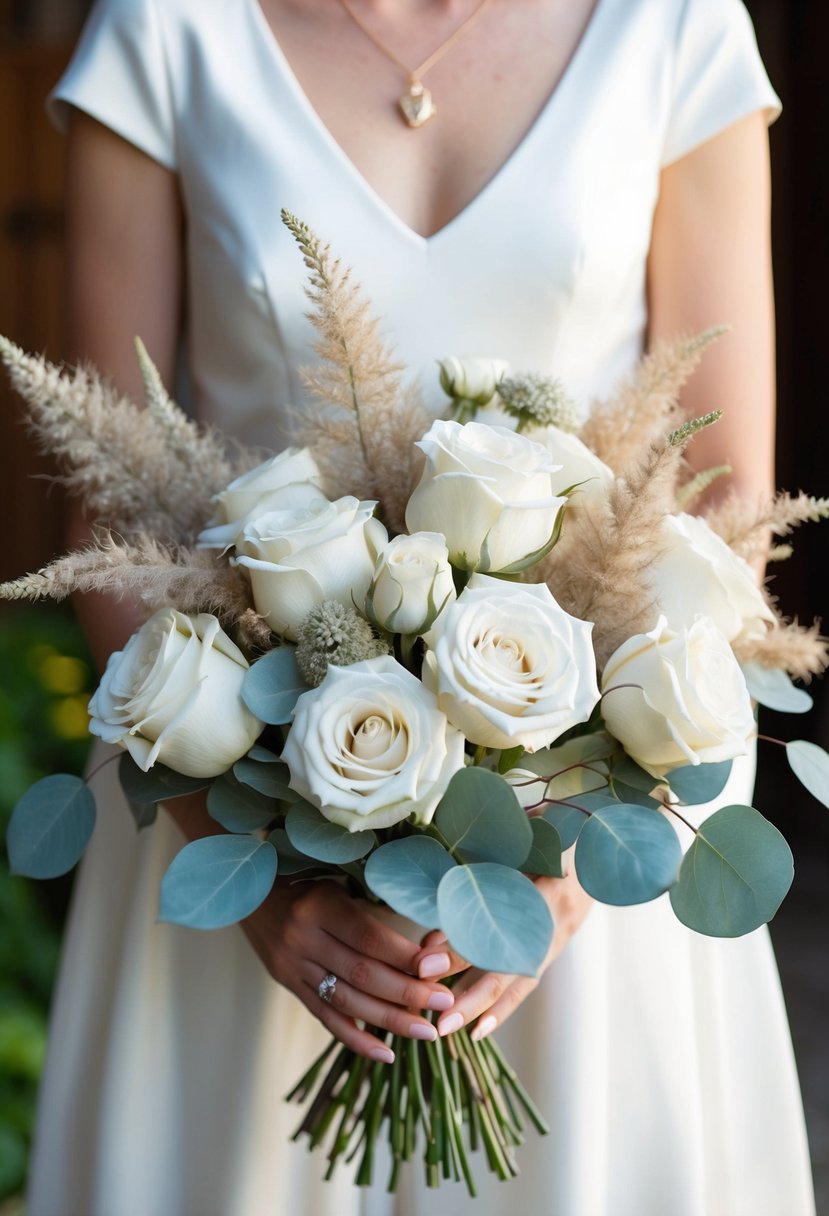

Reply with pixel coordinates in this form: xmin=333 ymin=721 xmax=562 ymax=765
xmin=295 ymin=601 xmax=390 ymax=687
xmin=498 ymin=372 xmax=580 ymax=433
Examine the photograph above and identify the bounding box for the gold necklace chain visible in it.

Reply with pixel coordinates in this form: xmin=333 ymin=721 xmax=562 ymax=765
xmin=336 ymin=0 xmax=497 ymax=128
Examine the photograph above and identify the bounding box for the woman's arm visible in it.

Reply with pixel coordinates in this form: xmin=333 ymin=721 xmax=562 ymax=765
xmin=64 ymin=111 xmax=453 ymax=1061
xmin=420 ymin=110 xmax=779 ymax=1041
xmin=647 ymin=110 xmax=776 ymax=506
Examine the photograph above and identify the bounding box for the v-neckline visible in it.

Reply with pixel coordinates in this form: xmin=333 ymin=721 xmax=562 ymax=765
xmin=248 ymin=0 xmax=609 ymax=246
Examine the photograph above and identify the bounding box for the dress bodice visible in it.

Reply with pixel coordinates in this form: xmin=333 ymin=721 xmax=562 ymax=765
xmin=51 ymin=0 xmax=778 ymax=450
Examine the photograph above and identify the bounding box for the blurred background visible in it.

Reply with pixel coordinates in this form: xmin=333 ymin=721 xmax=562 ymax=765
xmin=0 ymin=1 xmax=826 ymax=1211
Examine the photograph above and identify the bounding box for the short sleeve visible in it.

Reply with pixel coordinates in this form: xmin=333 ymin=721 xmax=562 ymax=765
xmin=661 ymin=0 xmax=781 ymax=167
xmin=48 ymin=0 xmax=176 ymax=170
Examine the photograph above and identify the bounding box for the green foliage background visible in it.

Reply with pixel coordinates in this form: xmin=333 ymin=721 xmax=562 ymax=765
xmin=0 ymin=605 xmax=92 ymax=1200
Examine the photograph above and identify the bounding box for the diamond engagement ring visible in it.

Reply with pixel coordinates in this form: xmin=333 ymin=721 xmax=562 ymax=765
xmin=318 ymin=974 xmax=338 ymax=1004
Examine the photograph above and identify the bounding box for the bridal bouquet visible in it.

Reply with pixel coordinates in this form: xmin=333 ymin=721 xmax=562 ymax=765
xmin=3 ymin=213 xmax=829 ymax=1194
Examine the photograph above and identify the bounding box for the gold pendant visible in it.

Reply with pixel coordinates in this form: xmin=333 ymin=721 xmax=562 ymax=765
xmin=399 ymin=80 xmax=435 ymax=128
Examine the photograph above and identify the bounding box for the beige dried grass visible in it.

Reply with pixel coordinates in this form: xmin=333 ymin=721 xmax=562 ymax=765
xmin=283 ymin=211 xmax=432 ymax=531
xmin=0 ymin=335 xmax=242 ymax=546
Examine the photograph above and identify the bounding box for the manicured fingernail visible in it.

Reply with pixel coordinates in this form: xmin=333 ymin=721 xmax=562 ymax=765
xmin=471 ymin=1015 xmax=497 ymax=1042
xmin=369 ymin=1046 xmax=395 ymax=1064
xmin=419 ymin=952 xmax=450 ymax=978
xmin=438 ymin=1011 xmax=463 ymax=1037
xmin=409 ymin=1022 xmax=437 ymax=1041
xmin=426 ymin=990 xmax=454 ymax=1012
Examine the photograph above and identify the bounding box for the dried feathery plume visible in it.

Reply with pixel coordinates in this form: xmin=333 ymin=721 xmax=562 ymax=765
xmin=0 ymin=530 xmax=261 ymax=638
xmin=538 ymin=439 xmax=686 ymax=666
xmin=704 ymin=491 xmax=829 ymax=562
xmin=0 ymin=335 xmax=240 ymax=545
xmin=735 ymin=619 xmax=829 ymax=681
xmin=676 ymin=463 xmax=732 ymax=510
xmin=282 ymin=211 xmax=432 ymax=532
xmin=497 ymin=372 xmax=580 ymax=433
xmin=577 ymin=328 xmax=726 ymax=472
xmin=295 ymin=600 xmax=390 ymax=687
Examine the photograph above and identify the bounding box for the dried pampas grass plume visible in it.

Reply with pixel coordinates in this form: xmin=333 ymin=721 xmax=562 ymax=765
xmin=704 ymin=490 xmax=829 ymax=563
xmin=282 ymin=210 xmax=431 ymax=531
xmin=578 ymin=328 xmax=726 ymax=473
xmin=0 ymin=530 xmax=273 ymax=654
xmin=538 ymin=411 xmax=726 ymax=667
xmin=0 ymin=335 xmax=243 ymax=546
xmin=735 ymin=619 xmax=829 ymax=682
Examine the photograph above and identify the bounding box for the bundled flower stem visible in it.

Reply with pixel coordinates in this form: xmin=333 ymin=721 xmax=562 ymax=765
xmin=290 ymin=1020 xmax=547 ymax=1195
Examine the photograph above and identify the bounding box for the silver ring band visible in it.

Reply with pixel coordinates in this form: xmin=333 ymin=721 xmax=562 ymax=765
xmin=318 ymin=973 xmax=338 ymax=1003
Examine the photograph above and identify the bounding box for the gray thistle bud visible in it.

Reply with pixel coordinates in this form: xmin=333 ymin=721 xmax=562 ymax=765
xmin=497 ymin=372 xmax=580 ymax=433
xmin=295 ymin=600 xmax=391 ymax=687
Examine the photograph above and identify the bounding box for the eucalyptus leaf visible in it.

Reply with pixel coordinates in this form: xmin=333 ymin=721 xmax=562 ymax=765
xmin=118 ymin=754 xmax=211 ymax=804
xmin=542 ymin=803 xmax=589 ymax=849
xmin=434 ymin=767 xmax=532 ymax=866
xmin=268 ymin=828 xmax=327 ymax=876
xmin=159 ymin=835 xmax=277 ymax=929
xmin=436 ymin=863 xmax=553 ymax=975
xmin=233 ymin=756 xmax=298 ymax=801
xmin=241 ymin=646 xmax=309 ymax=724
xmin=498 ymin=745 xmax=525 ymax=775
xmin=521 ymin=818 xmax=564 ymax=877
xmin=786 ymin=740 xmax=829 ymax=810
xmin=247 ymin=745 xmax=282 ymax=763
xmin=609 ymin=781 xmax=662 ymax=810
xmin=670 ymin=804 xmax=793 ymax=937
xmin=742 ymin=663 xmax=813 ymax=714
xmin=7 ymin=774 xmax=96 ymax=879
xmin=207 ymin=771 xmax=278 ymax=833
xmin=574 ymin=804 xmax=681 ymax=906
xmin=666 ymin=761 xmax=732 ymax=806
xmin=609 ymin=755 xmax=660 ymax=793
xmin=364 ymin=836 xmax=457 ymax=927
xmin=127 ymin=800 xmax=158 ymax=831
xmin=285 ymin=800 xmax=376 ymax=863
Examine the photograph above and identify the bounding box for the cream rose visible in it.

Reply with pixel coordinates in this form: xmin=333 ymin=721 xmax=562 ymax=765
xmin=601 ymin=615 xmax=755 ymax=777
xmin=646 ymin=513 xmax=775 ymax=646
xmin=88 ymin=609 xmax=263 ymax=777
xmin=234 ymin=497 xmax=388 ymax=642
xmin=366 ymin=532 xmax=456 ymax=636
xmin=422 ymin=574 xmax=600 ymax=752
xmin=282 ymin=656 xmax=465 ymax=831
xmin=438 ymin=355 xmax=509 ymax=405
xmin=197 ymin=448 xmax=327 ymax=549
xmin=540 ymin=425 xmax=614 ymax=504
xmin=405 ymin=420 xmax=567 ymax=573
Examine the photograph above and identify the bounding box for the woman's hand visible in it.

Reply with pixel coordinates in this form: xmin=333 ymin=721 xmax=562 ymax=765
xmin=413 ymin=864 xmax=593 ymax=1042
xmin=241 ymin=880 xmax=455 ymax=1063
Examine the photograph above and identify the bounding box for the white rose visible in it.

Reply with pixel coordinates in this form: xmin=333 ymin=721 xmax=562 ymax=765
xmin=646 ymin=513 xmax=775 ymax=646
xmin=197 ymin=448 xmax=327 ymax=549
xmin=539 ymin=425 xmax=614 ymax=504
xmin=439 ymin=356 xmax=509 ymax=405
xmin=282 ymin=656 xmax=465 ymax=831
xmin=366 ymin=532 xmax=456 ymax=635
xmin=88 ymin=608 xmax=263 ymax=777
xmin=405 ymin=420 xmax=567 ymax=572
xmin=423 ymin=574 xmax=600 ymax=752
xmin=601 ymin=615 xmax=755 ymax=777
xmin=234 ymin=497 xmax=388 ymax=642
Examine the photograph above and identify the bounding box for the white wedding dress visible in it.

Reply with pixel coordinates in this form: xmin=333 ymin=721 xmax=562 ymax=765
xmin=28 ymin=1 xmax=815 ymax=1213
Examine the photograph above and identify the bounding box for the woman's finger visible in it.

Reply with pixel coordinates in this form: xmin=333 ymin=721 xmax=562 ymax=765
xmin=305 ymin=965 xmax=439 ymax=1042
xmin=436 ymin=968 xmax=518 ymax=1037
xmin=298 ymin=980 xmax=396 ymax=1063
xmin=317 ymin=889 xmax=427 ymax=974
xmin=313 ymin=930 xmax=454 ymax=1014
xmin=469 ymin=976 xmax=539 ymax=1041
xmin=412 ymin=930 xmax=470 ymax=981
